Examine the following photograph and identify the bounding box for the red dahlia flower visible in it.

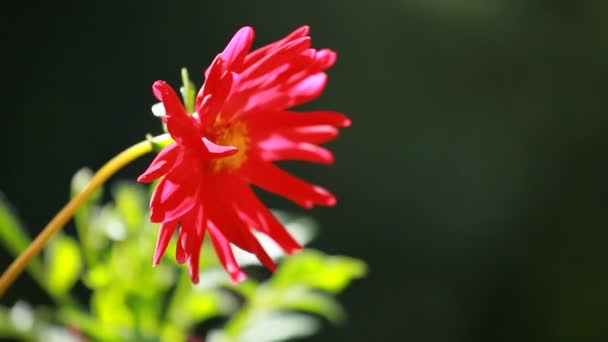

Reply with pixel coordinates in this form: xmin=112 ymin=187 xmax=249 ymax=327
xmin=138 ymin=26 xmax=350 ymax=283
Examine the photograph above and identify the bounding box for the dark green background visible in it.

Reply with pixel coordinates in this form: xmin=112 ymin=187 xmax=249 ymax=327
xmin=3 ymin=0 xmax=608 ymax=341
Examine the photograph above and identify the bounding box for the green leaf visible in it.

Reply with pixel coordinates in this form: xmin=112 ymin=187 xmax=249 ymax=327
xmin=45 ymin=234 xmax=82 ymax=296
xmin=272 ymin=250 xmax=367 ymax=293
xmin=92 ymin=204 xmax=127 ymax=241
xmin=180 ymin=67 xmax=196 ymax=113
xmin=236 ymin=312 xmax=320 ymax=342
xmin=185 ymin=291 xmax=230 ymax=322
xmin=160 ymin=324 xmax=185 ymax=342
xmin=0 ymin=194 xmax=44 ymax=277
xmin=276 ymin=287 xmax=345 ymax=323
xmin=0 ymin=302 xmax=34 ymax=339
xmin=71 ymin=168 xmax=105 ymax=264
xmin=91 ymin=287 xmax=135 ymax=328
xmin=83 ymin=264 xmax=112 ymax=289
xmin=113 ymin=183 xmax=146 ymax=235
xmin=70 ymin=168 xmax=102 ymax=202
xmin=59 ymin=306 xmax=123 ymax=341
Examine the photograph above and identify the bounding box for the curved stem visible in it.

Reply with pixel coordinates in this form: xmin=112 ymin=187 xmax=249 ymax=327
xmin=0 ymin=136 xmax=167 ymax=297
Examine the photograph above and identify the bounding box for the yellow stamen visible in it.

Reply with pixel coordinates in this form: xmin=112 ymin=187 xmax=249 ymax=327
xmin=210 ymin=119 xmax=249 ymax=173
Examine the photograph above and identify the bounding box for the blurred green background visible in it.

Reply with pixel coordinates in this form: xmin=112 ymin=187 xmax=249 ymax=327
xmin=3 ymin=0 xmax=608 ymax=341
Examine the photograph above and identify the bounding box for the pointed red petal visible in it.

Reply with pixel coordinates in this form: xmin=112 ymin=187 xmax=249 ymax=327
xmin=229 ymin=179 xmax=302 ymax=254
xmin=202 ymin=26 xmax=253 ymax=78
xmin=221 ymin=26 xmax=254 ymax=70
xmin=209 ymin=214 xmax=254 ymax=256
xmin=149 ymin=166 xmax=199 ymax=223
xmin=245 ymin=159 xmax=336 ymax=208
xmin=180 ymin=203 xmax=206 ymax=283
xmin=241 ymin=25 xmax=310 ymax=72
xmin=256 ymin=136 xmax=334 ymax=164
xmin=240 ymin=37 xmax=311 ymax=81
xmin=153 ymin=81 xmax=202 ymax=148
xmin=201 ymin=137 xmax=238 ymax=156
xmin=274 ymin=125 xmax=339 ymax=145
xmin=198 ymin=56 xmax=225 ymax=110
xmin=197 ymin=60 xmax=235 ymax=127
xmin=246 ymin=111 xmax=351 ymax=134
xmin=315 ymin=49 xmax=337 ymax=69
xmin=239 ymin=72 xmax=328 ymax=114
xmin=208 ymin=222 xmax=247 ymax=283
xmin=187 ymin=246 xmax=202 ymax=284
xmin=288 ymin=72 xmax=328 ymax=107
xmin=153 ymin=219 xmax=179 ymax=265
xmin=138 ymin=143 xmax=179 ymax=183
xmin=176 ymin=225 xmax=189 ymax=264
xmin=205 ymin=180 xmax=277 ymax=272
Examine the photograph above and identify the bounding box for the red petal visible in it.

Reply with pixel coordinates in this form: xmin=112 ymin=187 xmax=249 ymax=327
xmin=187 ymin=247 xmax=201 ymax=284
xmin=264 ymin=52 xmax=317 ymax=90
xmin=240 ymin=25 xmax=310 ymax=72
xmin=202 ymin=27 xmax=253 ymax=78
xmin=288 ymin=72 xmax=328 ymax=106
xmin=208 ymin=222 xmax=247 ymax=283
xmin=201 ymin=137 xmax=238 ymax=156
xmin=221 ymin=26 xmax=254 ymax=70
xmin=315 ymin=49 xmax=337 ymax=69
xmin=239 ymin=72 xmax=328 ymax=114
xmin=247 ymin=111 xmax=351 ymax=133
xmin=229 ymin=179 xmax=302 ymax=254
xmin=224 ymin=39 xmax=313 ymax=115
xmin=245 ymin=159 xmax=336 ymax=208
xmin=256 ymin=136 xmax=334 ymax=164
xmin=176 ymin=225 xmax=188 ymax=264
xmin=240 ymin=37 xmax=311 ymax=81
xmin=198 ymin=57 xmax=225 ymax=110
xmin=205 ymin=178 xmax=277 ymax=272
xmin=278 ymin=125 xmax=339 ymax=144
xmin=149 ymin=166 xmax=199 ymax=223
xmin=137 ymin=143 xmax=179 ymax=183
xmin=236 ymin=48 xmax=335 ymax=108
xmin=234 ymin=49 xmax=316 ymax=99
xmin=153 ymin=219 xmax=178 ymax=265
xmin=181 ymin=205 xmax=205 ymax=283
xmin=197 ymin=61 xmax=235 ymax=127
xmin=153 ymin=81 xmax=202 ymax=148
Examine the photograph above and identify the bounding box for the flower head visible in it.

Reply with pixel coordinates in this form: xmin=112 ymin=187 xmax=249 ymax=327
xmin=138 ymin=26 xmax=350 ymax=283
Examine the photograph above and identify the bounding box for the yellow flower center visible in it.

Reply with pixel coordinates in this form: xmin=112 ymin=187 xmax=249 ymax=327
xmin=209 ymin=119 xmax=249 ymax=173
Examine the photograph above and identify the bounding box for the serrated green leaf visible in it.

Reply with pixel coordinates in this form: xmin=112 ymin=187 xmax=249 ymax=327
xmin=272 ymin=250 xmax=367 ymax=293
xmin=45 ymin=235 xmax=82 ymax=296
